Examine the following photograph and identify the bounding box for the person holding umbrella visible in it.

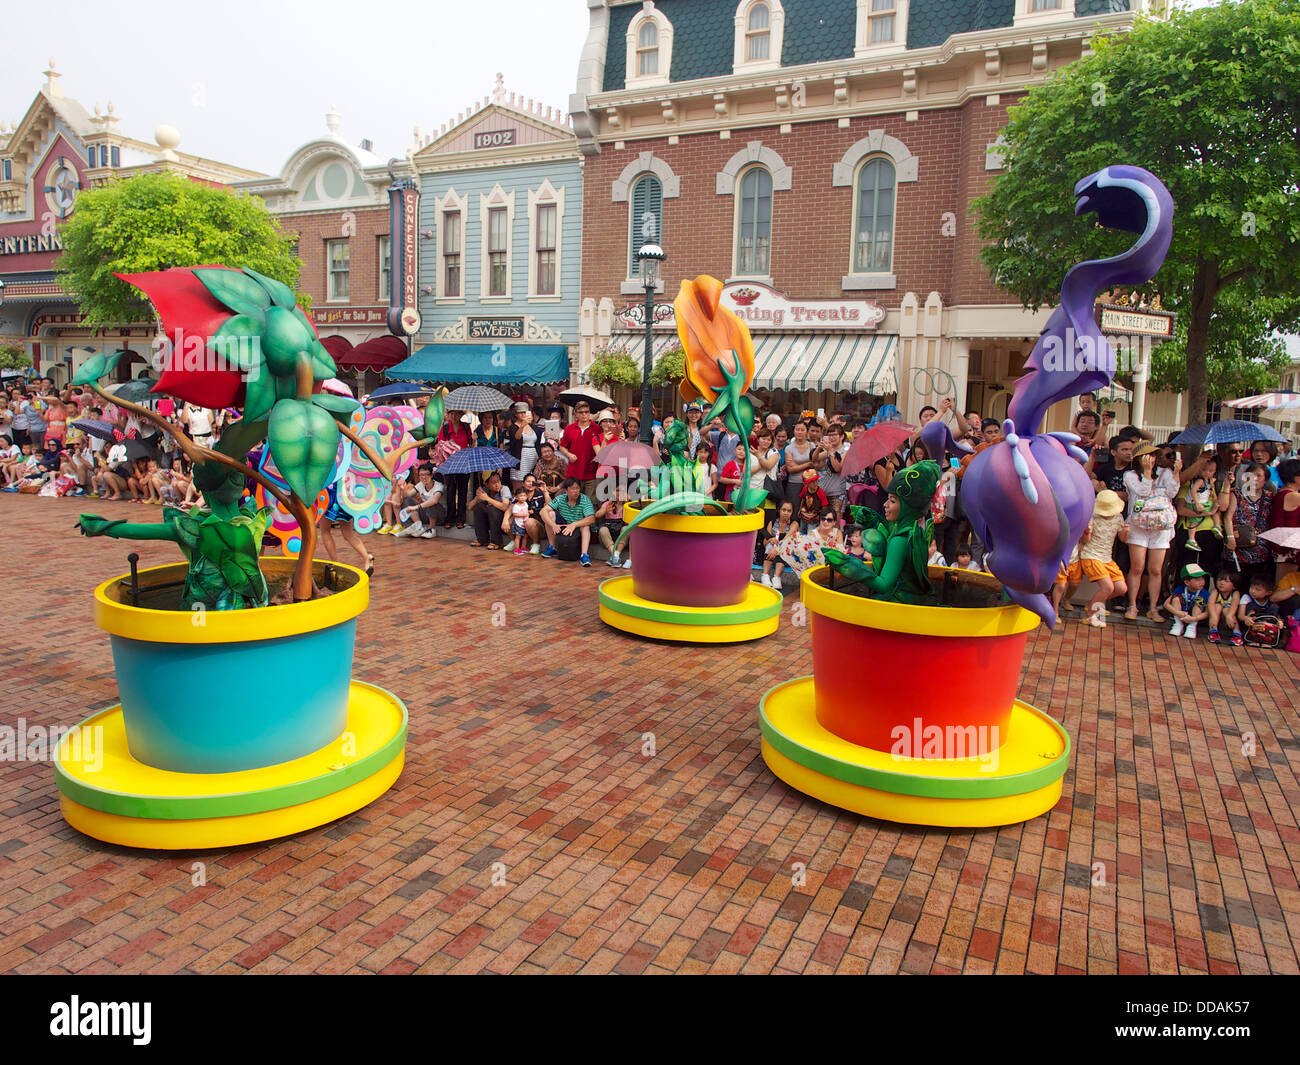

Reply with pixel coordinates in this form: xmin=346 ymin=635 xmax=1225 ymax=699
xmin=435 ymin=411 xmax=473 ymax=528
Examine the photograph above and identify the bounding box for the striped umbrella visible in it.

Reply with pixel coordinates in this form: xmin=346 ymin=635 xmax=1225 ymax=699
xmin=435 ymin=445 xmax=519 ymax=476
xmin=443 ymin=385 xmax=512 ymax=413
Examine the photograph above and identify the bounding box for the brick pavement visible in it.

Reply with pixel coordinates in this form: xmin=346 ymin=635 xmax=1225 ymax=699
xmin=0 ymin=494 xmax=1296 ymax=974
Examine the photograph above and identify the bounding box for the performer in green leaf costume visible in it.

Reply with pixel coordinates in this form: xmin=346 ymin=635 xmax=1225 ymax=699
xmin=78 ymin=464 xmax=275 ymax=610
xmin=823 ymin=460 xmax=942 ymax=604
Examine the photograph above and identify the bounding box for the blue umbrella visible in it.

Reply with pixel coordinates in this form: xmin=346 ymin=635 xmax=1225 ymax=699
xmin=1167 ymin=419 xmax=1286 ymax=447
xmin=436 ymin=445 xmax=519 ymax=475
xmin=444 ymin=385 xmax=512 ymax=413
xmin=369 ymin=382 xmax=436 ymax=402
xmin=70 ymin=418 xmax=118 ymax=442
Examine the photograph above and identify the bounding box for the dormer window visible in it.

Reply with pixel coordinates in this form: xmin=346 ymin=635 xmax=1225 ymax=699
xmin=855 ymin=0 xmax=908 ymax=56
xmin=870 ymin=0 xmax=896 ymax=43
xmin=747 ymin=4 xmax=770 ymax=61
xmin=637 ymin=22 xmax=658 ymax=76
xmin=626 ymin=3 xmax=673 ymax=88
xmin=1015 ymin=0 xmax=1075 ymax=25
xmin=734 ymin=0 xmax=784 ymax=73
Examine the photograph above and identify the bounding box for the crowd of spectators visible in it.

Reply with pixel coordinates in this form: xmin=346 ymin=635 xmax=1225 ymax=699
xmin=5 ymin=375 xmax=1298 ymax=648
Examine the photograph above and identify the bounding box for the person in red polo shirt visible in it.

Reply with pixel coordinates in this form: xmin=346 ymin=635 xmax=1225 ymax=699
xmin=559 ymin=400 xmax=600 ymax=502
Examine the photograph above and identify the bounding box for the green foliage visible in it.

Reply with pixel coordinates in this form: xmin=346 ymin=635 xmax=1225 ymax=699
xmin=0 ymin=344 xmax=31 ymax=371
xmin=268 ymin=398 xmax=340 ymax=505
xmin=585 ymin=348 xmax=642 ymax=391
xmin=975 ymin=0 xmax=1300 ymax=415
xmin=648 ymin=346 xmax=685 ymax=386
xmin=56 ymin=172 xmax=303 ymax=327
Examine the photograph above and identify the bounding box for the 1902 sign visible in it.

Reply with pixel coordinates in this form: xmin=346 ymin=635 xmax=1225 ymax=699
xmin=473 ymin=130 xmax=516 ymax=150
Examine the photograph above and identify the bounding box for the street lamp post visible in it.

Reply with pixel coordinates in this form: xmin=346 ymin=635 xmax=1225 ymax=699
xmin=635 ymin=243 xmax=665 ymax=445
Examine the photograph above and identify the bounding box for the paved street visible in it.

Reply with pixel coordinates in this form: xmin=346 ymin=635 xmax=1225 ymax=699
xmin=0 ymin=494 xmax=1297 ymax=974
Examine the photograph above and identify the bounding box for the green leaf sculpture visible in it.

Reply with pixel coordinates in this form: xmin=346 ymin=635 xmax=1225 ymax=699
xmin=311 ymin=392 xmax=363 ymax=424
xmin=423 ymin=393 xmax=445 ymax=439
xmin=268 ymin=398 xmax=340 ymax=505
xmin=242 ymin=267 xmax=297 ymax=310
xmin=193 ymin=266 xmax=272 ymax=318
xmin=71 ymin=348 xmax=126 ymax=387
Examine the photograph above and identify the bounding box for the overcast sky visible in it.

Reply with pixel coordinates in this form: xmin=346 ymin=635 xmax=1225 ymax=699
xmin=0 ymin=0 xmax=590 ymax=175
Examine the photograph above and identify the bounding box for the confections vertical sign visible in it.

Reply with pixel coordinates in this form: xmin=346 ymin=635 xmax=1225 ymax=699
xmin=387 ymin=178 xmax=421 ymax=337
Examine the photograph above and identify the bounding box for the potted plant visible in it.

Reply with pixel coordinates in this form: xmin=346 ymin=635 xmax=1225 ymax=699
xmin=598 ymin=275 xmax=782 ymax=642
xmin=584 ymin=348 xmax=642 ymax=393
xmin=53 ymin=265 xmax=443 ymax=850
xmin=760 ymin=164 xmax=1175 ymax=828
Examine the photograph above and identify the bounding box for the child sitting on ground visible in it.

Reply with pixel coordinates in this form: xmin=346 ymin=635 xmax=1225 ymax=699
xmin=761 ymin=500 xmax=797 ymax=589
xmin=1269 ymin=570 xmax=1300 ymax=619
xmin=1207 ymin=570 xmax=1242 ymax=646
xmin=1238 ymin=576 xmax=1277 ymax=644
xmin=1164 ymin=562 xmax=1211 ymax=638
xmin=1066 ymin=490 xmax=1129 ymax=629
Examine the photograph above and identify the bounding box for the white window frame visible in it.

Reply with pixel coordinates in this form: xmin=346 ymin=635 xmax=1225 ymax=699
xmin=326 ymin=238 xmax=350 ymax=302
xmin=478 ymin=184 xmax=516 ymax=303
xmin=527 ymin=178 xmax=565 ymax=300
xmin=732 ymin=166 xmax=774 ymax=280
xmin=1014 ymin=0 xmax=1074 ymax=26
xmin=855 ymin=0 xmax=909 ymax=58
xmin=733 ymin=0 xmax=784 ymax=75
xmin=377 ymin=234 xmax=391 ymax=301
xmin=832 ymin=130 xmax=917 ymax=290
xmin=625 ymin=2 xmax=673 ymax=89
xmin=851 ymin=156 xmax=897 ymax=280
xmin=612 ymin=152 xmax=681 ymax=295
xmin=434 ymin=187 xmax=467 ymax=305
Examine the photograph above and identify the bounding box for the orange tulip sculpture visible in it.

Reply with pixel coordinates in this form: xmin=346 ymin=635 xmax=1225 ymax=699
xmin=613 ymin=274 xmax=766 ymax=555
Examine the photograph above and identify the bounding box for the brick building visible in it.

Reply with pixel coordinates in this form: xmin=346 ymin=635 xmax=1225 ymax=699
xmin=570 ymin=0 xmax=1161 ymax=428
xmin=234 ymin=109 xmax=411 ymax=393
xmin=0 ymin=61 xmax=262 ymax=385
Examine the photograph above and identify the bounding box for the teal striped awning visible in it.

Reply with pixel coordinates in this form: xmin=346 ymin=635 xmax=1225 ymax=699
xmin=387 ymin=344 xmax=569 ymax=385
xmin=751 ymin=333 xmax=898 ymax=394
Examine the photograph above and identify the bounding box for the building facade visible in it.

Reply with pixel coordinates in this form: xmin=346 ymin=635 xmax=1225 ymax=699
xmin=388 ymin=77 xmax=581 ymax=393
xmin=234 ymin=109 xmax=410 ymax=392
xmin=0 ymin=61 xmax=262 ymax=385
xmin=570 ymin=0 xmax=1161 ymax=427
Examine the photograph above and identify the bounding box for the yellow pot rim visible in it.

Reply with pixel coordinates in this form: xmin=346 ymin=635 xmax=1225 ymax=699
xmin=799 ymin=566 xmax=1038 ymax=638
xmin=93 ymin=560 xmax=369 ymax=644
xmin=622 ymin=501 xmax=764 ymax=533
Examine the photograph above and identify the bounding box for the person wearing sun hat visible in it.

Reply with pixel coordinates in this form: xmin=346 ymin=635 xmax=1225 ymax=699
xmin=1162 ymin=561 xmax=1211 ymax=639
xmin=1123 ymin=441 xmax=1181 ymax=621
xmin=1067 ymin=489 xmax=1130 ymax=627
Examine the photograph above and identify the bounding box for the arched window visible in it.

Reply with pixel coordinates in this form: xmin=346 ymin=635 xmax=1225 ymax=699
xmin=746 ymin=4 xmax=770 ymax=61
xmin=735 ymin=167 xmax=773 ymax=276
xmin=630 ymin=174 xmax=663 ymax=275
xmin=637 ymin=21 xmax=659 ymax=77
xmin=854 ymin=158 xmax=895 ymax=273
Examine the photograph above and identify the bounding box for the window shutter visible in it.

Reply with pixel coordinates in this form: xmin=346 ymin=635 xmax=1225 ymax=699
xmin=630 ymin=176 xmax=663 ymax=275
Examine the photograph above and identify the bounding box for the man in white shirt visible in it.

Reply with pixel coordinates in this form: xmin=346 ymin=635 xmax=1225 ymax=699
xmin=394 ymin=465 xmax=445 ymax=538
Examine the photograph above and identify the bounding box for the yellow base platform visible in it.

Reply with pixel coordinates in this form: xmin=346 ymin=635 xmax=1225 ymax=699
xmin=54 ymin=681 xmax=407 ymax=850
xmin=759 ymin=676 xmax=1070 ymax=827
xmin=598 ymin=575 xmax=782 ymax=643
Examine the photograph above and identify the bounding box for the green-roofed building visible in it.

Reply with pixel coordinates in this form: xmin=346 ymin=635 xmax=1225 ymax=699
xmin=570 ymin=0 xmax=1162 ymax=437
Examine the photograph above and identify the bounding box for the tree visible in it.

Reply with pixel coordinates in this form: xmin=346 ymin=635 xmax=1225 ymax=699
xmin=975 ymin=0 xmax=1300 ymax=424
xmin=0 ymin=344 xmax=32 ymax=371
xmin=57 ymin=172 xmax=303 ymax=328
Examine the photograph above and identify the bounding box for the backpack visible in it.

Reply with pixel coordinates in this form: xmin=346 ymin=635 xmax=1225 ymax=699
xmin=1245 ymin=614 xmax=1287 ymax=649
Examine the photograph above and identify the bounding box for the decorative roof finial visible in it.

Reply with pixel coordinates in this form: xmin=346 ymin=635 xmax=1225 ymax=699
xmin=326 ymin=105 xmax=342 ymax=135
xmin=493 ymin=73 xmax=505 ymax=104
xmin=43 ymin=57 xmax=64 ymax=99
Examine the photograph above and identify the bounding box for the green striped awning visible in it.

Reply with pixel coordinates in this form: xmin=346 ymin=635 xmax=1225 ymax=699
xmin=1098 ymin=380 xmax=1133 ymax=403
xmin=751 ymin=333 xmax=898 ymax=394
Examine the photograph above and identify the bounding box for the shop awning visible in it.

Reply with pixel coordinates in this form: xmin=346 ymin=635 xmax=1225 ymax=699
xmin=318 ymin=334 xmax=354 ymax=361
xmin=750 ymin=333 xmax=898 ymax=394
xmin=1098 ymin=380 xmax=1133 ymax=404
xmin=335 ymin=335 xmax=408 ymax=372
xmin=387 ymin=344 xmax=569 ymax=385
